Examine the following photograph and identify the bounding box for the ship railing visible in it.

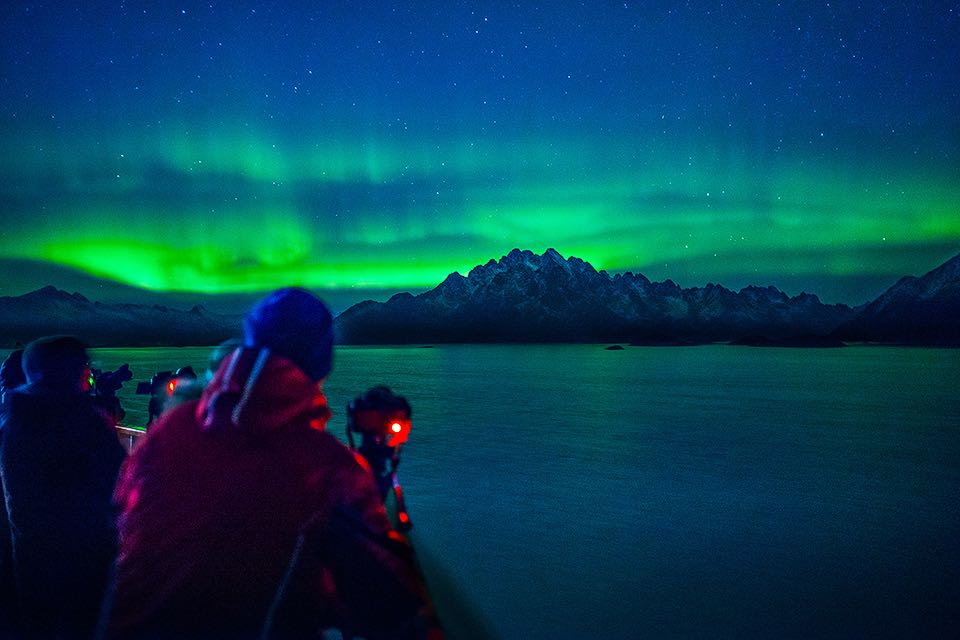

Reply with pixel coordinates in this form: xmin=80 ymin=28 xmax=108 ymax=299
xmin=116 ymin=425 xmax=147 ymax=452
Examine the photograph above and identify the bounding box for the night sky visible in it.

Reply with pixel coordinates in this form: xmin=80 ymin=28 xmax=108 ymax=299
xmin=1 ymin=1 xmax=958 ymax=310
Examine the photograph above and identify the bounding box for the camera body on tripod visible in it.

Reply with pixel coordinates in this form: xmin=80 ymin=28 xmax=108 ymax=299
xmin=135 ymin=366 xmax=197 ymax=425
xmin=347 ymin=386 xmax=413 ymax=530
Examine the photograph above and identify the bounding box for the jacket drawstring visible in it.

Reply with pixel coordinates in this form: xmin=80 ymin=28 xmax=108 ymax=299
xmin=232 ymin=348 xmax=270 ymax=427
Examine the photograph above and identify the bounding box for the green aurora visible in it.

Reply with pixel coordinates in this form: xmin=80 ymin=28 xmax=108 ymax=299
xmin=3 ymin=132 xmax=957 ymax=300
xmin=1 ymin=2 xmax=958 ymax=306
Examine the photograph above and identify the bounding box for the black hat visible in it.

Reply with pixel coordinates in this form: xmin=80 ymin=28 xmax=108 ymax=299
xmin=22 ymin=336 xmax=89 ymax=389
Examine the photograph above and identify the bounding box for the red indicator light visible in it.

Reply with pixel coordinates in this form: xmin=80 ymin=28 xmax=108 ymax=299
xmin=386 ymin=418 xmax=410 ymax=447
xmin=167 ymin=380 xmax=176 ymax=394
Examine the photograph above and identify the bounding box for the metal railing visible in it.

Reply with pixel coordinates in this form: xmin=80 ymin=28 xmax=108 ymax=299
xmin=116 ymin=425 xmax=147 ymax=452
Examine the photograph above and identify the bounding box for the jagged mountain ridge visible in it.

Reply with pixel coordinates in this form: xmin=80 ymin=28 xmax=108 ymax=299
xmin=834 ymin=252 xmax=960 ymax=345
xmin=5 ymin=250 xmax=956 ymax=347
xmin=335 ymin=248 xmax=855 ymax=344
xmin=0 ymin=285 xmax=241 ymax=347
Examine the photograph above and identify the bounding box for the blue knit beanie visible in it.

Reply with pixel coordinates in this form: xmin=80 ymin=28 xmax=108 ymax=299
xmin=243 ymin=288 xmax=333 ymax=381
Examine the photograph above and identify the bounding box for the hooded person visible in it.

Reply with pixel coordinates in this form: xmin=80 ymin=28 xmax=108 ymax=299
xmin=0 ymin=348 xmax=26 ymax=636
xmin=103 ymin=288 xmax=440 ymax=640
xmin=0 ymin=336 xmax=126 ymax=639
xmin=0 ymin=349 xmax=26 ymax=407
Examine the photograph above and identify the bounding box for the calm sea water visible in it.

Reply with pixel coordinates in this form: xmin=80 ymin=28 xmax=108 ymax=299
xmin=8 ymin=345 xmax=960 ymax=638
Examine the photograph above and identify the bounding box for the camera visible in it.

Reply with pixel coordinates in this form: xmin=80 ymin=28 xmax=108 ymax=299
xmin=347 ymin=386 xmax=413 ymax=530
xmin=136 ymin=367 xmax=198 ymax=425
xmin=91 ymin=363 xmax=133 ymax=397
xmin=347 ymin=386 xmax=411 ymax=449
xmin=135 ymin=371 xmax=174 ymax=396
xmin=90 ymin=364 xmax=133 ymax=425
xmin=135 ymin=366 xmax=198 ymax=395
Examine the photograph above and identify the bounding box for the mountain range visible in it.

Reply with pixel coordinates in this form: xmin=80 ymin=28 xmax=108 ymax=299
xmin=833 ymin=252 xmax=960 ymax=345
xmin=1 ymin=250 xmax=958 ymax=347
xmin=0 ymin=286 xmax=240 ymax=348
xmin=335 ymin=248 xmax=960 ymax=346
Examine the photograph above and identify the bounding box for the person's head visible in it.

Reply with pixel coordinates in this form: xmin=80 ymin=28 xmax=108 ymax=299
xmin=206 ymin=338 xmax=242 ymax=382
xmin=0 ymin=349 xmax=26 ymax=402
xmin=22 ymin=336 xmax=91 ymax=392
xmin=243 ymin=288 xmax=333 ymax=382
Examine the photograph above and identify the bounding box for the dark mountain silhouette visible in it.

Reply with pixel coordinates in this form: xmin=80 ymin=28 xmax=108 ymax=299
xmin=834 ymin=252 xmax=960 ymax=345
xmin=0 ymin=286 xmax=241 ymax=348
xmin=5 ymin=250 xmax=956 ymax=347
xmin=0 ymin=258 xmax=404 ymax=316
xmin=335 ymin=248 xmax=855 ymax=344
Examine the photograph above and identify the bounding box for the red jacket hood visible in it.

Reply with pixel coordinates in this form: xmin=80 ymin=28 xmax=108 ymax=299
xmin=197 ymin=347 xmax=331 ymax=439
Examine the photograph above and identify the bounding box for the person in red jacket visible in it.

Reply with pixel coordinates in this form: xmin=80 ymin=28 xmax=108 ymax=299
xmin=103 ymin=288 xmax=440 ymax=639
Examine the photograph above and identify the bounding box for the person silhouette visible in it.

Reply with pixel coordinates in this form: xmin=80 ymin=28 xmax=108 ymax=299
xmin=103 ymin=289 xmax=440 ymax=639
xmin=0 ymin=336 xmax=125 ymax=638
